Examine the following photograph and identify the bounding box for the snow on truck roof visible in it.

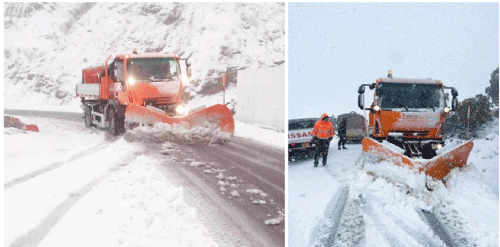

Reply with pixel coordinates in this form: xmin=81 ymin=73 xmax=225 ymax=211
xmin=377 ymin=78 xmax=443 ymax=84
xmin=114 ymin=53 xmax=179 ymax=59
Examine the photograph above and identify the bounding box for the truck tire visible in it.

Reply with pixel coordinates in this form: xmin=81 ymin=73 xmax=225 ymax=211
xmin=84 ymin=106 xmax=93 ymax=128
xmin=107 ymin=107 xmax=125 ymax=136
xmin=107 ymin=108 xmax=119 ymax=136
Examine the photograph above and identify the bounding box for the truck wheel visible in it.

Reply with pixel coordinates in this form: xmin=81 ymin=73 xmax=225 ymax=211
xmin=84 ymin=106 xmax=93 ymax=128
xmin=108 ymin=107 xmax=125 ymax=135
xmin=107 ymin=108 xmax=119 ymax=136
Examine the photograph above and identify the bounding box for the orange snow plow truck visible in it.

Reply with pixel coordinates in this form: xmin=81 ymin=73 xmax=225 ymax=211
xmin=357 ymin=71 xmax=473 ymax=180
xmin=76 ymin=51 xmax=234 ymax=138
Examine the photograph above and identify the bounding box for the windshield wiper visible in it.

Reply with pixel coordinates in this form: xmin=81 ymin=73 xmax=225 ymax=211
xmin=150 ymin=78 xmax=174 ymax=82
xmin=393 ymin=103 xmax=408 ymax=111
xmin=416 ymin=103 xmax=435 ymax=112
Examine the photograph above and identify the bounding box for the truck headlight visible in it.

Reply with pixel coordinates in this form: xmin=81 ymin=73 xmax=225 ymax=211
xmin=432 ymin=143 xmax=443 ymax=150
xmin=373 ymin=105 xmax=381 ymax=112
xmin=175 ymin=105 xmax=185 ymax=115
xmin=443 ymin=106 xmax=450 ymax=113
xmin=128 ymin=77 xmax=136 ymax=85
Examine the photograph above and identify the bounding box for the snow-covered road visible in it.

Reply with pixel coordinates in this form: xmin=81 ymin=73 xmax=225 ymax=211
xmin=289 ymin=121 xmax=499 ymax=247
xmin=4 ymin=111 xmax=284 ymax=247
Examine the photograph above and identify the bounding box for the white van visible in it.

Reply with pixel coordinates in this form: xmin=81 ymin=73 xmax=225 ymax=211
xmin=288 ymin=118 xmax=318 ymax=159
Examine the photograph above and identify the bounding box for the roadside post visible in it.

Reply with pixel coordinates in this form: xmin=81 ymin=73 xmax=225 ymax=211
xmin=223 ymin=73 xmax=226 ymax=105
xmin=467 ymin=106 xmax=470 ymax=140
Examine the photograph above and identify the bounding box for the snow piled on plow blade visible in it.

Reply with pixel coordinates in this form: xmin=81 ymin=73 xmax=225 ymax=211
xmin=124 ymin=104 xmax=234 ymax=144
xmin=362 ymin=138 xmax=474 ymax=180
xmin=124 ymin=122 xmax=232 ymax=145
xmin=125 ymin=104 xmax=235 ymax=135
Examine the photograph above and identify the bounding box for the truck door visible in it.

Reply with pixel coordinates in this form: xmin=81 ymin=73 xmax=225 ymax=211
xmin=114 ymin=59 xmax=126 ymax=92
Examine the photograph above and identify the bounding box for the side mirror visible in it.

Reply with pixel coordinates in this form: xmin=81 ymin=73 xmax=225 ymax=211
xmin=185 ymin=60 xmax=191 ymax=67
xmin=358 ymin=94 xmax=365 ymax=110
xmin=452 ymin=97 xmax=458 ymax=111
xmin=451 ymin=88 xmax=458 ymax=97
xmin=358 ymin=85 xmax=365 ymax=94
xmin=186 ymin=67 xmax=192 ymax=79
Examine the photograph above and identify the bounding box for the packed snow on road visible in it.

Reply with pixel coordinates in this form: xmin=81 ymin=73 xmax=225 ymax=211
xmin=4 ymin=114 xmax=284 ymax=247
xmin=289 ymin=118 xmax=499 ymax=247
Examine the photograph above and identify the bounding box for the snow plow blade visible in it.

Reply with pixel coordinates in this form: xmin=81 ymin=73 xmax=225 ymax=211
xmin=125 ymin=104 xmax=235 ymax=135
xmin=362 ymin=137 xmax=474 ymax=180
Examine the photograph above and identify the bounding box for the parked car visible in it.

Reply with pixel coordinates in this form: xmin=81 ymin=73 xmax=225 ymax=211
xmin=288 ymin=118 xmax=318 ymax=159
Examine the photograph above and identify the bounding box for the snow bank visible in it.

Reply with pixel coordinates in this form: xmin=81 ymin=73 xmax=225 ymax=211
xmin=467 ymin=117 xmax=499 ymax=197
xmin=234 ymin=120 xmax=283 ymax=149
xmin=123 ymin=122 xmax=231 ymax=145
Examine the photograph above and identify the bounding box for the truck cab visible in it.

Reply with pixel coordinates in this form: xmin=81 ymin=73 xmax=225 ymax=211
xmin=358 ymin=75 xmax=459 ymax=158
xmin=110 ymin=53 xmax=191 ymax=116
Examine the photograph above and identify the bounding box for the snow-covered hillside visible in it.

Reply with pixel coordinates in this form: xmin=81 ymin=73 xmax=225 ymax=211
xmin=4 ymin=2 xmax=285 ymax=111
xmin=289 ymin=118 xmax=499 ymax=246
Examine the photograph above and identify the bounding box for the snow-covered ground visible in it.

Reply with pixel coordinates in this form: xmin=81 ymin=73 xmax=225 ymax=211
xmin=3 ymin=2 xmax=285 ymax=246
xmin=4 ymin=114 xmax=283 ymax=246
xmin=289 ymin=118 xmax=499 ymax=246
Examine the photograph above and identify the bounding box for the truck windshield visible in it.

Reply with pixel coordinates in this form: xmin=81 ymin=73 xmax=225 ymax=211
xmin=376 ymin=83 xmax=444 ymax=111
xmin=127 ymin=58 xmax=180 ymax=81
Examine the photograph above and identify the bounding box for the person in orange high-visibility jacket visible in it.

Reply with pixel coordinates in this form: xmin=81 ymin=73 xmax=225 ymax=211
xmin=311 ymin=113 xmax=335 ymax=167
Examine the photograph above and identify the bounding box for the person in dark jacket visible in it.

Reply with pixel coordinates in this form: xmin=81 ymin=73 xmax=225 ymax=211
xmin=311 ymin=113 xmax=335 ymax=167
xmin=338 ymin=117 xmax=347 ymax=150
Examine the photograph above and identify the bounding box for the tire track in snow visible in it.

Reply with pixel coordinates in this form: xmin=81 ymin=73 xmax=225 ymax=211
xmin=386 ymin=210 xmax=446 ymax=247
xmin=8 ymin=160 xmax=132 ymax=247
xmin=320 ymin=186 xmax=350 ymax=247
xmin=419 ymin=210 xmax=457 ymax=247
xmin=359 ymin=197 xmax=415 ymax=247
xmin=314 ymin=151 xmax=366 ymax=246
xmin=4 ymin=141 xmax=109 ymax=189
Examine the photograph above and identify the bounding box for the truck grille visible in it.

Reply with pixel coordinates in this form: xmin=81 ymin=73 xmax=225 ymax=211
xmin=402 ymin=131 xmax=429 ymax=138
xmin=144 ymin=98 xmax=177 ymax=115
xmin=144 ymin=97 xmax=176 ymax=106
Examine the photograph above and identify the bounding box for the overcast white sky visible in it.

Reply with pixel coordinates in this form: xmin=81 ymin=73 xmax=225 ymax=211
xmin=288 ymin=3 xmax=499 ymax=120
